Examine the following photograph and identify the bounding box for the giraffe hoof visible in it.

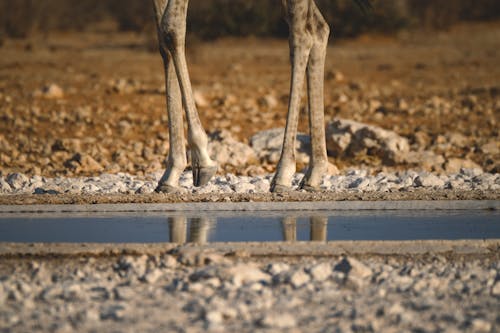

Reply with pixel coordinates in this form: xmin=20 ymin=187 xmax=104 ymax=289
xmin=270 ymin=184 xmax=292 ymax=193
xmin=300 ymin=183 xmax=321 ymax=192
xmin=155 ymin=183 xmax=180 ymax=194
xmin=193 ymin=165 xmax=218 ymax=187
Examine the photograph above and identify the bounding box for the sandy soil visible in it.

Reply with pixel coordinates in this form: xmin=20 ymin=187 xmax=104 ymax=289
xmin=0 ymin=22 xmax=499 ymax=179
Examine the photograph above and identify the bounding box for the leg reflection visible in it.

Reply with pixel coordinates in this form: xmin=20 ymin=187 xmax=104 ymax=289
xmin=168 ymin=216 xmax=187 ymax=244
xmin=310 ymin=216 xmax=327 ymax=241
xmin=168 ymin=216 xmax=216 ymax=244
xmin=189 ymin=217 xmax=215 ymax=244
xmin=282 ymin=216 xmax=297 ymax=242
xmin=281 ymin=215 xmax=328 ymax=242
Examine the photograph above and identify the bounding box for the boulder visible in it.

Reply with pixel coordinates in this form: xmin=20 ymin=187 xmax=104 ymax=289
xmin=208 ymin=130 xmax=258 ymax=168
xmin=326 ymin=118 xmax=410 ymax=165
xmin=250 ymin=128 xmax=311 ymax=164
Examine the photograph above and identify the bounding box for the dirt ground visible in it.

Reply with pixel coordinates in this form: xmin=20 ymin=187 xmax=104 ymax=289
xmin=0 ymin=22 xmax=499 ymax=179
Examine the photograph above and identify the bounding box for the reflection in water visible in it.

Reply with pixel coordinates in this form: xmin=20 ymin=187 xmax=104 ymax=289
xmin=168 ymin=216 xmax=216 ymax=244
xmin=282 ymin=216 xmax=327 ymax=242
xmin=170 ymin=215 xmax=328 ymax=244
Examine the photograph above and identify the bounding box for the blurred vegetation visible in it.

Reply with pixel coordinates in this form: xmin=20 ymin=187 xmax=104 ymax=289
xmin=1 ymin=0 xmax=499 ymax=41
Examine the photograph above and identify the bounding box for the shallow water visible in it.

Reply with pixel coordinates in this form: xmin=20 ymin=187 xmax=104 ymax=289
xmin=0 ymin=210 xmax=499 ymax=243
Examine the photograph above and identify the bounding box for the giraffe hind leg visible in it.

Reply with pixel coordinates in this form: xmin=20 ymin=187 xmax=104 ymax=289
xmin=300 ymin=1 xmax=330 ymax=191
xmin=155 ymin=0 xmax=217 ymax=191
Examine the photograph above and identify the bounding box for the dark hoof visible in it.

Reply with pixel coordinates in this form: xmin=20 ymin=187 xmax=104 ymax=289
xmin=193 ymin=165 xmax=218 ymax=187
xmin=155 ymin=183 xmax=179 ymax=194
xmin=300 ymin=183 xmax=321 ymax=192
xmin=300 ymin=184 xmax=321 ymax=192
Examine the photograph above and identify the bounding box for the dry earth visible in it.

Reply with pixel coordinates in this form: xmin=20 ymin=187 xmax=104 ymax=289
xmin=1 ymin=22 xmax=500 ymax=332
xmin=0 ymin=22 xmax=499 ymax=179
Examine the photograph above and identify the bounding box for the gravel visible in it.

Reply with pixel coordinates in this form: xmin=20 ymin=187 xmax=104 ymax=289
xmin=1 ymin=253 xmax=498 ymax=332
xmin=0 ymin=168 xmax=498 ymax=196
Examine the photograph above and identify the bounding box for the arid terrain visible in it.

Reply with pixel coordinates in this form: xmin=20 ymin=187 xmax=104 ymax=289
xmin=1 ymin=21 xmax=499 ymax=333
xmin=0 ymin=22 xmax=498 ymax=179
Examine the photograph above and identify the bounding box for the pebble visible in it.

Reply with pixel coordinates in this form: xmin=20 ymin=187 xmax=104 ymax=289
xmin=287 ymin=269 xmax=311 ymax=288
xmin=308 ymin=262 xmax=332 ymax=282
xmin=492 ymin=281 xmax=500 ymax=296
xmin=6 ymin=172 xmax=29 ymax=190
xmin=259 ymin=312 xmax=297 ymax=328
xmin=0 ymin=169 xmax=497 ymax=195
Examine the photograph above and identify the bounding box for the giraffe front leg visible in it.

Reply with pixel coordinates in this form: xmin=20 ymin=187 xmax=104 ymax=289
xmin=271 ymin=0 xmax=312 ymax=193
xmin=159 ymin=0 xmax=217 ymax=188
xmin=156 ymin=49 xmax=187 ymax=193
xmin=300 ymin=5 xmax=330 ymax=191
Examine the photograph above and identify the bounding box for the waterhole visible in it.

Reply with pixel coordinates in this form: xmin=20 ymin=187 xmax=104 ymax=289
xmin=0 ymin=209 xmax=498 ymax=243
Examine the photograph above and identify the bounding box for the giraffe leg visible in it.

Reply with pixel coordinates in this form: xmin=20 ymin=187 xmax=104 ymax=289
xmin=156 ymin=0 xmax=217 ymax=189
xmin=153 ymin=0 xmax=186 ymax=192
xmin=271 ymin=0 xmax=313 ymax=193
xmin=155 ymin=44 xmax=188 ymax=193
xmin=300 ymin=2 xmax=330 ymax=191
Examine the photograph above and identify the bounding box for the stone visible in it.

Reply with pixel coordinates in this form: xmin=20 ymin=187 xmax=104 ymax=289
xmin=309 ymin=262 xmax=332 ymax=282
xmin=413 ymin=173 xmax=446 ymax=188
xmin=258 ymin=94 xmax=279 ymax=109
xmin=287 ymin=269 xmax=310 ymax=288
xmin=36 ymin=83 xmax=64 ymax=99
xmin=0 ymin=177 xmax=11 ymax=193
xmin=481 ymin=141 xmax=499 ymax=155
xmin=266 ymin=263 xmax=290 ymax=276
xmin=250 ymin=128 xmax=311 ymax=164
xmin=142 ymin=268 xmax=163 ymax=284
xmin=444 ymin=158 xmax=482 ymax=174
xmin=6 ymin=173 xmax=29 ymax=190
xmin=258 ymin=313 xmax=297 ymax=329
xmin=64 ymin=153 xmax=103 ymax=173
xmin=161 ymin=255 xmax=178 ymax=269
xmin=406 ymin=150 xmax=445 ymax=171
xmin=470 ymin=319 xmax=492 ymax=332
xmin=205 ymin=310 xmax=224 ymax=326
xmin=0 ymin=284 xmax=6 ymax=304
xmin=208 ymin=130 xmax=258 ymax=168
xmin=325 ymin=118 xmax=410 ymax=164
xmin=113 ymin=287 xmax=135 ymax=301
xmin=491 ymin=281 xmax=500 ymax=296
xmin=100 ymin=304 xmax=127 ymax=321
xmin=334 ymin=257 xmax=372 ymax=280
xmin=221 ymin=263 xmax=271 ymax=287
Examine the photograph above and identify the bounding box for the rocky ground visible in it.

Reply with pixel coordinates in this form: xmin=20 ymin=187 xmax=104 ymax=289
xmin=1 ymin=250 xmax=499 ymax=333
xmin=0 ymin=22 xmax=499 ymax=180
xmin=1 ymin=22 xmax=499 ymax=332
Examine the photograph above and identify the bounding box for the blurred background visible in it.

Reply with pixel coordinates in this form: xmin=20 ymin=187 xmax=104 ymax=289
xmin=1 ymin=0 xmax=500 ymax=41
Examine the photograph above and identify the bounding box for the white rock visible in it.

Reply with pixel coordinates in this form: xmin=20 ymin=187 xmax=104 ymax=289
xmin=259 ymin=313 xmax=297 ymax=329
xmin=267 ymin=263 xmax=290 ymax=276
xmin=6 ymin=173 xmax=29 ymax=190
xmin=142 ymin=268 xmax=163 ymax=284
xmin=208 ymin=130 xmax=257 ymax=167
xmin=205 ymin=310 xmax=224 ymax=326
xmin=250 ymin=128 xmax=311 ymax=164
xmin=326 ymin=118 xmax=410 ymax=164
xmin=414 ymin=173 xmax=446 ymax=188
xmin=287 ymin=269 xmax=310 ymax=288
xmin=309 ymin=262 xmax=332 ymax=282
xmin=222 ymin=263 xmax=271 ymax=287
xmin=0 ymin=177 xmax=11 ymax=193
xmin=334 ymin=257 xmax=372 ymax=280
